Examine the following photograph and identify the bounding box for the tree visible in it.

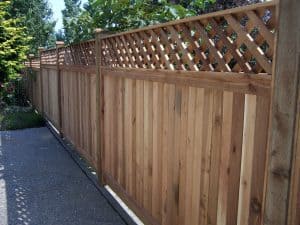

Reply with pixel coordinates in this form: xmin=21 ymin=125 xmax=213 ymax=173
xmin=8 ymin=0 xmax=56 ymax=54
xmin=62 ymin=0 xmax=83 ymax=44
xmin=87 ymin=0 xmax=194 ymax=32
xmin=61 ymin=0 xmax=266 ymax=43
xmin=55 ymin=29 xmax=66 ymax=41
xmin=0 ymin=1 xmax=30 ymax=82
xmin=62 ymin=0 xmax=217 ymax=40
xmin=188 ymin=0 xmax=264 ymax=14
xmin=61 ymin=0 xmax=197 ymax=41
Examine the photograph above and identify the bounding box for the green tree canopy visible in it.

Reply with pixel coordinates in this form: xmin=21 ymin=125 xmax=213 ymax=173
xmin=61 ymin=0 xmax=210 ymax=43
xmin=88 ymin=0 xmax=193 ymax=32
xmin=0 ymin=1 xmax=30 ymax=82
xmin=62 ymin=0 xmax=83 ymax=44
xmin=55 ymin=29 xmax=66 ymax=42
xmin=61 ymin=0 xmax=265 ymax=43
xmin=8 ymin=0 xmax=56 ymax=54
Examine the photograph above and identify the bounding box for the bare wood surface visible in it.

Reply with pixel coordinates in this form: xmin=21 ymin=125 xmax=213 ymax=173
xmin=265 ymin=0 xmax=300 ymax=224
xmin=95 ymin=29 xmax=105 ymax=184
xmin=102 ymin=67 xmax=271 ymax=96
xmin=24 ymin=3 xmax=280 ymax=225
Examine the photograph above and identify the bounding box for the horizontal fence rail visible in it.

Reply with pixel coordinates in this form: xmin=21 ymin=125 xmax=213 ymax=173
xmin=22 ymin=1 xmax=300 ymax=225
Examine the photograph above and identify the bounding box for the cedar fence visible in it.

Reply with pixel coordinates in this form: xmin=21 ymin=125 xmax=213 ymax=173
xmin=23 ymin=1 xmax=300 ymax=225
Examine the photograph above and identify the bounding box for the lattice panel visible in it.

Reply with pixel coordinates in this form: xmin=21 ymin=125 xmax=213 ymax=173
xmin=40 ymin=40 xmax=96 ymax=66
xmin=31 ymin=59 xmax=40 ymax=68
xmin=101 ymin=2 xmax=276 ymax=74
xmin=62 ymin=40 xmax=96 ymax=66
xmin=58 ymin=47 xmax=66 ymax=65
xmin=25 ymin=58 xmax=40 ymax=68
xmin=41 ymin=49 xmax=57 ymax=65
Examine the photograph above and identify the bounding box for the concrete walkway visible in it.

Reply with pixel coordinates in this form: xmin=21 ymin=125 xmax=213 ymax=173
xmin=0 ymin=127 xmax=126 ymax=225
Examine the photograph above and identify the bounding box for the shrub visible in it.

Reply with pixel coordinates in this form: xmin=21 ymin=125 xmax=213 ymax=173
xmin=0 ymin=1 xmax=30 ymax=83
xmin=0 ymin=76 xmax=27 ymax=107
xmin=0 ymin=108 xmax=44 ymax=130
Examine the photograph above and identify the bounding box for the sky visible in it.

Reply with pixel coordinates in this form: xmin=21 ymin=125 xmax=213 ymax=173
xmin=48 ymin=0 xmax=88 ymax=31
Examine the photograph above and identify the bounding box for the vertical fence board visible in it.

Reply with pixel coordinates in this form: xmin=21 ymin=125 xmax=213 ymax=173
xmin=226 ymin=93 xmax=245 ymax=225
xmin=184 ymin=86 xmax=197 ymax=225
xmin=135 ymin=79 xmax=144 ymax=205
xmin=152 ymin=82 xmax=163 ymax=222
xmin=237 ymin=94 xmax=257 ymax=225
xmin=178 ymin=85 xmax=189 ymax=225
xmin=191 ymin=88 xmax=205 ymax=225
xmin=208 ymin=90 xmax=223 ymax=225
xmin=143 ymin=80 xmax=153 ymax=211
xmin=217 ymin=91 xmax=233 ymax=225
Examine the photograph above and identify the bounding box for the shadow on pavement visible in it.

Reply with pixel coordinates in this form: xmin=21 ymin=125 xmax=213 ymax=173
xmin=0 ymin=127 xmax=126 ymax=225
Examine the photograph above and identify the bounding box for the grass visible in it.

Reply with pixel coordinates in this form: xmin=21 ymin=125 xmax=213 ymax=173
xmin=0 ymin=108 xmax=45 ymax=131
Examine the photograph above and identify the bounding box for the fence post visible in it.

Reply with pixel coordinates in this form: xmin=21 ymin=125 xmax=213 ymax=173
xmin=95 ymin=28 xmax=105 ymax=185
xmin=28 ymin=54 xmax=34 ymax=104
xmin=264 ymin=0 xmax=300 ymax=224
xmin=38 ymin=47 xmax=45 ymax=115
xmin=28 ymin=54 xmax=34 ymax=68
xmin=56 ymin=41 xmax=64 ymax=136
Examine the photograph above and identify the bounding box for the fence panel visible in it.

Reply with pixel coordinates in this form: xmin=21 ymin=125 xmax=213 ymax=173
xmin=99 ymin=2 xmax=276 ymax=224
xmin=101 ymin=67 xmax=271 ymax=225
xmin=60 ymin=67 xmax=98 ymax=168
xmin=37 ymin=42 xmax=99 ymax=169
xmin=40 ymin=66 xmax=59 ymax=127
xmin=23 ymin=2 xmax=281 ymax=225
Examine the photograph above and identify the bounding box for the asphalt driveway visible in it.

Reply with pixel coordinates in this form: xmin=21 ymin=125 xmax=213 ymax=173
xmin=0 ymin=127 xmax=126 ymax=225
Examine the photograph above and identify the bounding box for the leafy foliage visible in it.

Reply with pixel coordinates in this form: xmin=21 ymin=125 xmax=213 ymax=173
xmin=0 ymin=77 xmax=27 ymax=106
xmin=88 ymin=0 xmax=194 ymax=32
xmin=61 ymin=0 xmax=266 ymax=43
xmin=8 ymin=0 xmax=56 ymax=54
xmin=62 ymin=7 xmax=95 ymax=44
xmin=55 ymin=29 xmax=66 ymax=42
xmin=62 ymin=0 xmax=83 ymax=44
xmin=0 ymin=108 xmax=44 ymax=130
xmin=0 ymin=1 xmax=30 ymax=83
xmin=60 ymin=0 xmax=216 ymax=42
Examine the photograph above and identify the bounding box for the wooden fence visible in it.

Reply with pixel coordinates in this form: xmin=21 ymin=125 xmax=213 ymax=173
xmin=23 ymin=1 xmax=300 ymax=225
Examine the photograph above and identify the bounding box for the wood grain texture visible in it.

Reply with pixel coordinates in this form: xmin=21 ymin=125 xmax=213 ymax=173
xmin=27 ymin=63 xmax=273 ymax=225
xmin=100 ymin=70 xmax=271 ymax=225
xmin=265 ymin=0 xmax=300 ymax=224
xmin=24 ymin=2 xmax=279 ymax=225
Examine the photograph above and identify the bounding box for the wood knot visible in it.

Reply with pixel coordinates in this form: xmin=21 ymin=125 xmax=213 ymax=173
xmin=232 ymin=145 xmax=236 ymax=153
xmin=272 ymin=167 xmax=290 ymax=180
xmin=148 ymin=164 xmax=152 ymax=176
xmin=227 ymin=167 xmax=230 ymax=174
xmin=215 ymin=115 xmax=222 ymax=125
xmin=248 ymin=83 xmax=256 ymax=93
xmin=173 ymin=184 xmax=179 ymax=204
xmin=250 ymin=198 xmax=261 ymax=213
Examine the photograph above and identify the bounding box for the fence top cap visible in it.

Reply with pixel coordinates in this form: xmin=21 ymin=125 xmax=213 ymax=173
xmin=28 ymin=54 xmax=35 ymax=58
xmin=38 ymin=47 xmax=45 ymax=50
xmin=94 ymin=28 xmax=103 ymax=34
xmin=56 ymin=41 xmax=65 ymax=46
